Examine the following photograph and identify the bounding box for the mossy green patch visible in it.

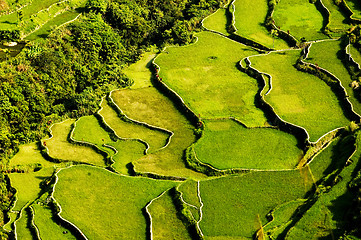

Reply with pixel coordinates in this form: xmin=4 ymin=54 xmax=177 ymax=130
xmin=273 ymin=0 xmax=326 ymax=41
xmin=233 ymin=0 xmax=288 ymax=49
xmin=53 ymin=165 xmax=178 ymax=239
xmin=195 ymin=119 xmax=303 ymax=170
xmin=198 ymin=170 xmax=313 ymax=239
xmin=147 ymin=190 xmax=191 ymax=240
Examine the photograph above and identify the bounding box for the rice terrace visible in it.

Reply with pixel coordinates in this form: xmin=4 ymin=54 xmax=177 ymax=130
xmin=2 ymin=0 xmax=361 ymax=239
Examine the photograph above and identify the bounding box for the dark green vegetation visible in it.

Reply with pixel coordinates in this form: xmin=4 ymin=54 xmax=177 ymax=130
xmin=2 ymin=0 xmax=361 ymax=239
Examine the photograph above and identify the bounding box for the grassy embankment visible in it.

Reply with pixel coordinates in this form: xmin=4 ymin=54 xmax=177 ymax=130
xmin=98 ymin=99 xmax=169 ymax=153
xmin=345 ymin=0 xmax=361 ymax=20
xmin=32 ymin=203 xmax=76 ymax=240
xmin=4 ymin=142 xmax=74 ymax=238
xmin=147 ymin=189 xmax=191 ymax=239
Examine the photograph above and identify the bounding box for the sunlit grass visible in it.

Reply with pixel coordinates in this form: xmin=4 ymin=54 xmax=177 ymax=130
xmin=53 ymin=165 xmax=178 ymax=239
xmin=250 ymin=50 xmax=350 ymax=142
xmin=155 ymin=31 xmax=267 ymax=127
xmin=273 ymin=0 xmax=326 ymax=41
xmin=44 ymin=119 xmax=106 ymax=166
xmin=195 ymin=119 xmax=303 ymax=170
xmin=233 ymin=0 xmax=288 ymax=49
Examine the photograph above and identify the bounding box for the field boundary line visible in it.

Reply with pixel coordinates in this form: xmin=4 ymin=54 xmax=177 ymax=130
xmin=40 ymin=119 xmax=99 ymax=164
xmin=96 ymin=96 xmax=151 ymax=154
xmin=28 ymin=205 xmax=41 ymax=240
xmin=345 ymin=42 xmax=361 ymax=70
xmin=2 ymin=185 xmax=19 ymax=233
xmin=69 ymin=118 xmax=113 ymax=166
xmin=302 ymin=42 xmax=361 ymax=122
xmin=196 ymin=181 xmax=204 ymax=237
xmin=242 ymin=47 xmax=351 ymax=146
xmin=51 ymin=167 xmax=89 ymax=240
xmin=56 ymin=12 xmax=81 ymax=29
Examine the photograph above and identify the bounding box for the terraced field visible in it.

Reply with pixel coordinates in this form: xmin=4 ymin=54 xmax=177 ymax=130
xmin=4 ymin=0 xmax=361 ymax=239
xmin=0 ymin=0 xmax=84 ymax=39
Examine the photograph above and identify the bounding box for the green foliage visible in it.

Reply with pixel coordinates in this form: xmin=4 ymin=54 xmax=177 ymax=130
xmin=0 ymin=29 xmax=20 ymax=41
xmin=85 ymin=0 xmax=108 ymax=13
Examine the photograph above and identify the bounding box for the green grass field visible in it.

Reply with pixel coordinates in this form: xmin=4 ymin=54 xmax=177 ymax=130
xmin=194 ymin=119 xmax=303 ymax=170
xmin=147 ymin=190 xmax=191 ymax=239
xmin=155 ymin=31 xmax=267 ymax=127
xmin=14 ymin=210 xmax=33 ymax=240
xmin=44 ymin=119 xmax=106 ymax=166
xmin=250 ymin=50 xmax=350 ymax=142
xmin=202 ymin=7 xmax=229 ymax=35
xmin=322 ymin=0 xmax=350 ymax=36
xmin=53 ymin=165 xmax=178 ymax=239
xmin=4 ymin=1 xmax=361 ymax=238
xmin=71 ymin=115 xmax=114 ymax=155
xmin=273 ymin=0 xmax=326 ymax=41
xmin=9 ymin=142 xmax=55 ymax=168
xmin=113 ymin=57 xmax=206 ymax=178
xmin=306 ymin=40 xmax=361 ymax=116
xmin=198 ymin=170 xmax=313 ymax=239
xmin=107 ymin=140 xmax=145 ymax=174
xmin=98 ymin=99 xmax=169 ymax=153
xmin=9 ymin=168 xmax=53 ymax=211
xmin=32 ymin=203 xmax=76 ymax=240
xmin=111 ymin=88 xmax=205 ymax=179
xmin=233 ymin=0 xmax=288 ymax=49
xmin=72 ymin=115 xmax=147 ymax=174
xmin=123 ymin=51 xmax=157 ymax=89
